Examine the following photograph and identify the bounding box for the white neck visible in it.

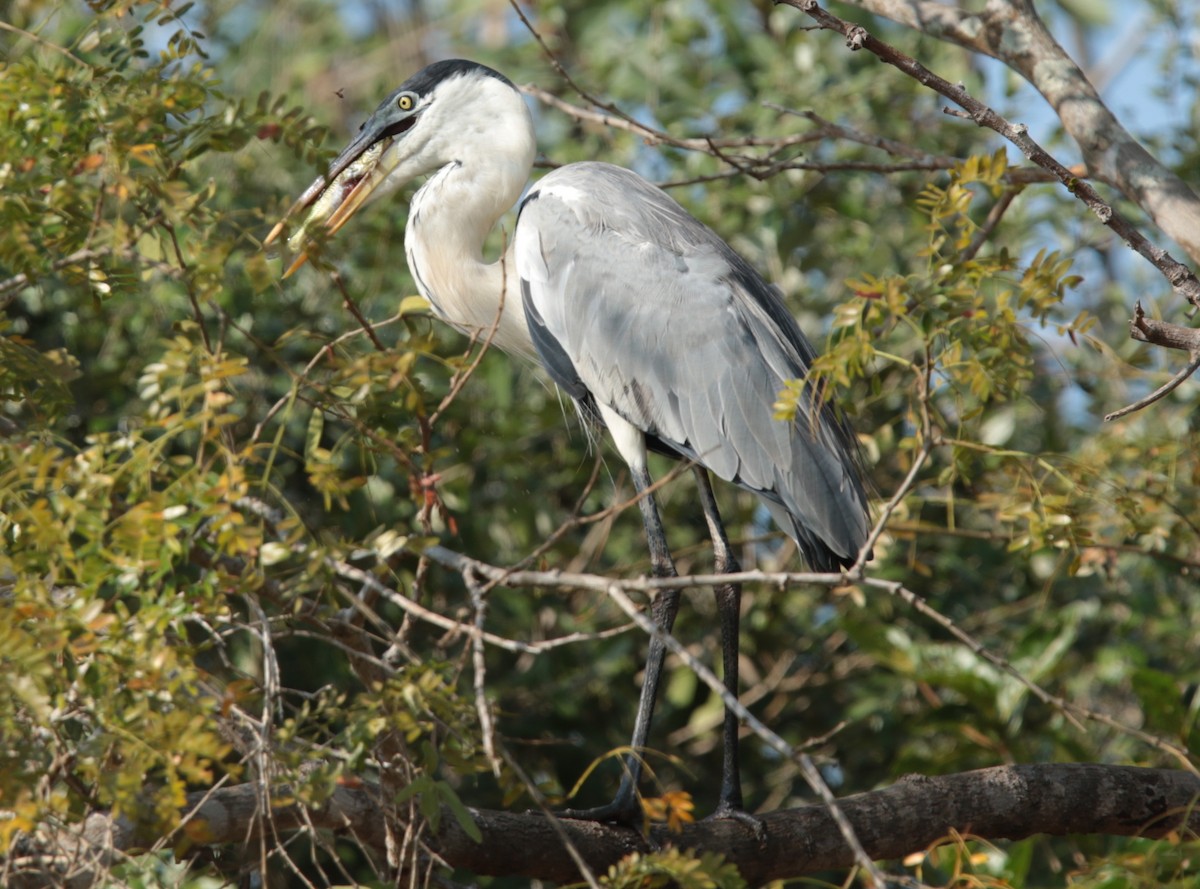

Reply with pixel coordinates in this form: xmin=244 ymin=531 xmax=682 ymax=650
xmin=404 ymin=154 xmax=534 ymax=358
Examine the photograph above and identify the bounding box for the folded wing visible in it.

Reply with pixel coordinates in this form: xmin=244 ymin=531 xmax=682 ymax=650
xmin=515 ymin=162 xmax=869 ymax=569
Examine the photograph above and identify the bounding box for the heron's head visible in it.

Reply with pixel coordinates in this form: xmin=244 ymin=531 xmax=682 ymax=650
xmin=266 ymin=59 xmax=534 ymax=276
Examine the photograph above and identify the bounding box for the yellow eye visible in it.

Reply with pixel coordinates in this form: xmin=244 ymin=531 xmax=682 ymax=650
xmin=397 ymin=94 xmax=414 ymax=111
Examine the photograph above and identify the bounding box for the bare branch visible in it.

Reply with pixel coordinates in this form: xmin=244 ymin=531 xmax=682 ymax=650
xmin=424 ymin=546 xmax=1195 ymax=769
xmin=330 ymin=270 xmax=386 ymax=352
xmin=0 ymin=20 xmax=89 ymax=67
xmin=773 ymin=104 xmax=952 ymax=162
xmin=1127 ymin=301 xmax=1200 ymax=354
xmin=329 ymin=557 xmax=633 ymax=654
xmin=1105 ymin=302 xmax=1200 ymax=421
xmin=523 ymin=84 xmax=821 ymax=154
xmin=862 ymin=574 xmax=1195 ymax=771
xmin=527 ymin=86 xmax=1081 ymax=186
xmin=466 ymin=567 xmax=503 ymax=779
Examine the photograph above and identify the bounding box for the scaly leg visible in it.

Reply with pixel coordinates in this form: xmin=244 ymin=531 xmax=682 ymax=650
xmin=561 ymin=461 xmax=679 ymax=824
xmin=692 ymin=466 xmax=745 ymax=814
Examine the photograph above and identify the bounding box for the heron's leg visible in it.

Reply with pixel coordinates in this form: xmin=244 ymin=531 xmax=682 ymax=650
xmin=561 ymin=460 xmax=679 ymax=825
xmin=692 ymin=466 xmax=746 ymax=815
xmin=616 ymin=462 xmax=681 ymax=795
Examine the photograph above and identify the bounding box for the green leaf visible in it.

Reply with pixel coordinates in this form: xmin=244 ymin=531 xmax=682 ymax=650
xmin=437 ymin=781 xmax=483 ymax=843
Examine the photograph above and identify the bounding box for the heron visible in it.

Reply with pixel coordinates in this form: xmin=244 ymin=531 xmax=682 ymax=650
xmin=268 ymin=59 xmax=871 ymax=825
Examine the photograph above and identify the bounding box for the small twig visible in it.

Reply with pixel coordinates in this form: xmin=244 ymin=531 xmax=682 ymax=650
xmin=1105 ymin=302 xmax=1200 ymax=421
xmin=776 ymin=105 xmax=952 ymax=163
xmin=506 ymin=0 xmax=646 ymax=137
xmin=466 ymin=568 xmax=503 ymax=779
xmin=524 ymin=85 xmax=820 ymax=154
xmin=526 ymin=84 xmax=977 ymax=184
xmin=960 ymin=187 xmax=1019 ymax=263
xmin=885 ymin=521 xmax=1200 ymax=571
xmin=660 ymin=159 xmax=960 ymax=189
xmin=160 ymin=220 xmax=213 ymax=353
xmin=849 ymin=351 xmax=936 ymax=577
xmin=0 ymin=20 xmax=88 ymax=66
xmin=0 ymin=248 xmax=110 ymax=300
xmin=330 ymin=270 xmax=386 ymax=351
xmin=328 ymin=557 xmax=632 ymax=655
xmin=216 ymin=304 xmax=422 ymax=474
xmin=496 ymin=748 xmax=604 ymax=889
xmin=509 ymin=451 xmax=607 ymax=575
xmin=865 ymin=573 xmax=1196 ymax=773
xmin=850 ymin=440 xmax=930 ymax=577
xmin=247 ymin=311 xmax=406 ymax=443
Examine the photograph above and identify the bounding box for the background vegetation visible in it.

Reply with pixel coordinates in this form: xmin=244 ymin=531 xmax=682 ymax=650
xmin=1 ymin=0 xmax=1198 ymax=885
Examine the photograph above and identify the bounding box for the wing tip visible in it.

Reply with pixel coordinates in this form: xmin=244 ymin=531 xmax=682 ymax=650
xmin=794 ymin=524 xmax=872 ymax=572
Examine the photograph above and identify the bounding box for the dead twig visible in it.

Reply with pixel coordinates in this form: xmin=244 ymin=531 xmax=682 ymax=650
xmin=1105 ymin=302 xmax=1200 ymax=421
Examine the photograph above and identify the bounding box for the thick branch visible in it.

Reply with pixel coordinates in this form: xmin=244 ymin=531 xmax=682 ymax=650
xmin=839 ymin=0 xmax=1200 ymax=268
xmin=11 ymin=765 xmax=1198 ymax=887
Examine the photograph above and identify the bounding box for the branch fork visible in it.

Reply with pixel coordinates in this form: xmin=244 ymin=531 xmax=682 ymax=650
xmin=1106 ymin=302 xmax=1200 ymax=420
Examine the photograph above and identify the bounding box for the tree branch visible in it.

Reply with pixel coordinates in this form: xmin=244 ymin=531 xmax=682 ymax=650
xmin=838 ymin=0 xmax=1200 ymax=268
xmin=778 ymin=0 xmax=1200 ymax=313
xmin=11 ymin=765 xmax=1198 ymax=887
xmin=525 ymin=84 xmax=1083 ymax=186
xmin=420 ymin=544 xmax=1194 ymax=769
xmin=1105 ymin=301 xmax=1200 ymax=421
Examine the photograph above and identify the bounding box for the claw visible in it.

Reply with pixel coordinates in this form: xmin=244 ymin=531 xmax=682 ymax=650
xmin=706 ymin=804 xmax=768 ymax=846
xmin=556 ymin=793 xmax=643 ymax=830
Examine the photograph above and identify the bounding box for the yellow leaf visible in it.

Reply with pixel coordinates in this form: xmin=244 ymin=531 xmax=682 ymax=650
xmin=641 ymin=790 xmax=695 ymax=833
xmin=129 ymin=144 xmax=159 ymax=163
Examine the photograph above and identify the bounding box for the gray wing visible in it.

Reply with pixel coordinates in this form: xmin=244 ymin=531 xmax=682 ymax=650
xmin=514 ymin=162 xmax=869 ymax=569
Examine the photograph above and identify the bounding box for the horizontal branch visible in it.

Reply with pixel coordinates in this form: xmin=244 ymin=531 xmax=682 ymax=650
xmin=422 ymin=543 xmax=847 ymax=591
xmin=422 ymin=545 xmax=1194 ymax=769
xmin=12 ymin=764 xmax=1199 ymax=887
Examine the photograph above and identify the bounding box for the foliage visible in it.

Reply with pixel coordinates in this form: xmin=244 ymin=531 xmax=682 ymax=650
xmin=1 ymin=0 xmax=1199 ymax=886
xmin=599 ymin=848 xmax=746 ymax=889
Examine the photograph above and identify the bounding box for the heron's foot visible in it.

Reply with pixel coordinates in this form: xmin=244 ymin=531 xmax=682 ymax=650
xmin=556 ymin=793 xmax=644 ymax=829
xmin=705 ymin=803 xmax=768 ymax=846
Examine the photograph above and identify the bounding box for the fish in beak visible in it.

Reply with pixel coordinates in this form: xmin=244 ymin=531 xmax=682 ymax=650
xmin=265 ymin=127 xmax=397 ymax=278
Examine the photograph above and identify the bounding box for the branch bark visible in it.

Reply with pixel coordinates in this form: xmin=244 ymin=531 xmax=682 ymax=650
xmin=10 ymin=764 xmax=1199 ymax=887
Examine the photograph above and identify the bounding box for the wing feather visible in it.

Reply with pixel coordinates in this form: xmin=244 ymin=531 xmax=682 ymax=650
xmin=515 ymin=162 xmax=869 ymax=567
